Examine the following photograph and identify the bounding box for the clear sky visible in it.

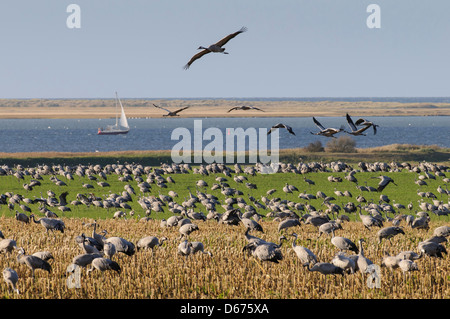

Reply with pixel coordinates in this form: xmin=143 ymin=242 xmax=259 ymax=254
xmin=0 ymin=0 xmax=449 ymax=99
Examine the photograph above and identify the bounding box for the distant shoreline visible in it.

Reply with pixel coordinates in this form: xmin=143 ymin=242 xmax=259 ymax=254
xmin=0 ymin=98 xmax=449 ymax=119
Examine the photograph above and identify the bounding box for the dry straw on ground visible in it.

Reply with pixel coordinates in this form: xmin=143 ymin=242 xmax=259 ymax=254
xmin=0 ymin=216 xmax=448 ymax=299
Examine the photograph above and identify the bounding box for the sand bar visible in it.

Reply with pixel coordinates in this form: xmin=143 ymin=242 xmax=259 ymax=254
xmin=0 ymin=99 xmax=449 ymax=119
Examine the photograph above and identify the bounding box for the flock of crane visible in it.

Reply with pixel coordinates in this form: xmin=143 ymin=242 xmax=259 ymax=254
xmin=0 ymin=158 xmax=448 ymax=295
xmin=152 ymin=101 xmax=378 ymax=139
xmin=0 ymin=28 xmax=445 ymax=297
xmin=155 ymin=25 xmax=381 ymax=138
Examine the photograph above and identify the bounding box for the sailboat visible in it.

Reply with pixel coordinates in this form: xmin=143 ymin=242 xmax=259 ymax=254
xmin=98 ymin=92 xmax=130 ymax=135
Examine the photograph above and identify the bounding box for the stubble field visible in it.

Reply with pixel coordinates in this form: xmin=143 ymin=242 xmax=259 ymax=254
xmin=0 ymin=160 xmax=448 ymax=299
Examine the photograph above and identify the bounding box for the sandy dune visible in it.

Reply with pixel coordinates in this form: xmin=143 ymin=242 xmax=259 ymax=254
xmin=0 ymin=99 xmax=449 ymax=119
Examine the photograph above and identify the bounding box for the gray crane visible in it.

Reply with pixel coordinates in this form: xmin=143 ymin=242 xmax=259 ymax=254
xmin=190 ymin=241 xmax=213 ymax=257
xmin=29 ymin=214 xmax=65 ymax=234
xmin=267 ymin=123 xmax=296 ymax=136
xmin=72 ymin=253 xmax=103 ymax=268
xmin=278 ymin=218 xmax=301 ymax=233
xmin=103 ymin=242 xmax=116 ymax=260
xmin=395 ymin=250 xmax=422 ymax=261
xmin=15 ymin=211 xmax=29 ymax=224
xmin=0 ymin=238 xmax=17 ymax=255
xmin=433 ymin=225 xmax=450 ymax=237
xmin=75 ymin=233 xmax=101 ymax=254
xmin=2 ymin=267 xmax=19 ymax=294
xmin=356 ymin=239 xmax=373 ymax=274
xmin=331 ymin=252 xmax=356 ymax=274
xmin=31 ymin=251 xmax=54 ymax=262
xmin=136 ymin=236 xmax=168 ymax=252
xmin=244 ymin=241 xmax=283 ymax=263
xmin=398 ymin=259 xmax=419 ymax=273
xmin=371 ymin=175 xmax=397 ymax=192
xmin=291 ymin=233 xmax=317 ymax=266
xmin=358 ymin=207 xmax=383 ymax=230
xmin=310 ymin=117 xmax=343 ymax=138
xmin=178 ymin=240 xmax=193 ymax=257
xmin=183 ymin=26 xmax=247 ymax=69
xmin=178 ymin=223 xmax=199 ymax=240
xmin=239 ymin=213 xmax=264 ymax=233
xmin=418 ymin=241 xmax=447 ymax=258
xmin=380 ymin=251 xmax=400 ymax=270
xmin=91 ymin=221 xmax=106 ymax=249
xmin=318 ymin=221 xmax=342 ymax=237
xmin=244 ymin=227 xmax=267 ymax=246
xmin=411 ymin=216 xmax=430 ymax=230
xmin=376 ymin=226 xmax=405 ymax=244
xmin=304 ymin=214 xmax=330 ymax=227
xmin=303 ymin=262 xmax=344 ymax=275
xmin=344 ymin=113 xmax=373 ymax=136
xmin=17 ymin=247 xmax=51 ymax=278
xmin=354 ymin=117 xmax=379 ymax=135
xmin=103 ymin=237 xmax=136 ymax=256
xmin=330 ymin=229 xmax=359 ymax=254
xmin=87 ymin=257 xmax=121 ymax=274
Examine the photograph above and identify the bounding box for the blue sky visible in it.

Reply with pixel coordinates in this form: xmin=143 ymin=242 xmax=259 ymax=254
xmin=0 ymin=0 xmax=449 ymax=98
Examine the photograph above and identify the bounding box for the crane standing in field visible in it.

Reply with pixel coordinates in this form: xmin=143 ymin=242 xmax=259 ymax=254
xmin=87 ymin=257 xmax=121 ymax=274
xmin=136 ymin=236 xmax=168 ymax=254
xmin=2 ymin=267 xmax=19 ymax=294
xmin=330 ymin=229 xmax=359 ymax=254
xmin=16 ymin=247 xmax=51 ymax=278
xmin=291 ymin=233 xmax=317 ymax=266
xmin=30 ymin=214 xmax=65 ymax=234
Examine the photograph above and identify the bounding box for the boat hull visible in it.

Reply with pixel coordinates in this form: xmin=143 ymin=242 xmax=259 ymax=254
xmin=98 ymin=129 xmax=129 ymax=135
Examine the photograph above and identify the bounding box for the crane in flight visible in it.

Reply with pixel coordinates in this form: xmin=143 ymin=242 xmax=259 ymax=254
xmin=153 ymin=104 xmax=190 ymax=117
xmin=184 ymin=26 xmax=248 ymax=70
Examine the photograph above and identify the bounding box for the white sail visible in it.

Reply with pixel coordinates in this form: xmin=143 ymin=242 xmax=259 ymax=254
xmin=116 ymin=93 xmax=129 ymax=129
xmin=119 ymin=103 xmax=129 ymax=128
xmin=98 ymin=92 xmax=129 ymax=135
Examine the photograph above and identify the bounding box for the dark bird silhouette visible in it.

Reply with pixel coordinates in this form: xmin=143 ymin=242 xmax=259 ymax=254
xmin=310 ymin=117 xmax=343 ymax=138
xmin=267 ymin=123 xmax=295 ymax=136
xmin=344 ymin=113 xmax=373 ymax=136
xmin=184 ymin=26 xmax=247 ymax=69
xmin=153 ymin=104 xmax=190 ymax=117
xmin=227 ymin=105 xmax=264 ymax=113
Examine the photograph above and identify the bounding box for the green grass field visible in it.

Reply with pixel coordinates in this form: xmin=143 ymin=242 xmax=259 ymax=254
xmin=0 ymin=162 xmax=448 ymax=222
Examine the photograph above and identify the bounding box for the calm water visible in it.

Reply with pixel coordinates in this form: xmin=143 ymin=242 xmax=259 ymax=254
xmin=0 ymin=116 xmax=448 ymax=153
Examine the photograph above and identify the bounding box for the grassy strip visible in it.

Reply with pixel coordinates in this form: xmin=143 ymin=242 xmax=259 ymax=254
xmin=0 ymin=144 xmax=449 ymax=167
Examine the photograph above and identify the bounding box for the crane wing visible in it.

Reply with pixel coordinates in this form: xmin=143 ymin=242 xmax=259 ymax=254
xmin=153 ymin=104 xmax=172 ymax=114
xmin=346 ymin=113 xmax=357 ymax=131
xmin=172 ymin=106 xmax=190 ymax=114
xmin=214 ymin=26 xmax=247 ymax=47
xmin=312 ymin=117 xmax=326 ymax=130
xmin=183 ymin=49 xmax=211 ymax=70
xmin=267 ymin=125 xmax=283 ymax=135
xmin=354 ymin=124 xmax=372 ymax=134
